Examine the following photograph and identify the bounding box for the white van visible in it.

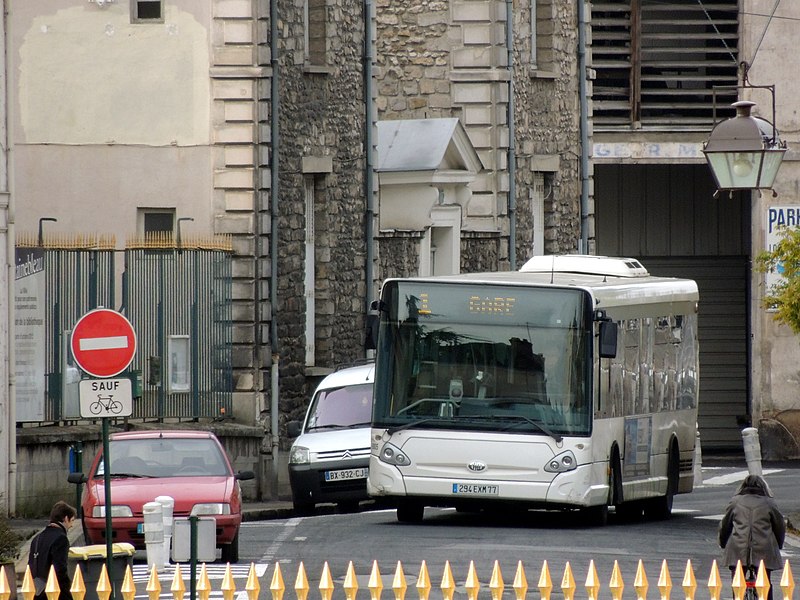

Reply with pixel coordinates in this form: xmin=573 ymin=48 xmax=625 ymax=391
xmin=287 ymin=362 xmax=374 ymax=513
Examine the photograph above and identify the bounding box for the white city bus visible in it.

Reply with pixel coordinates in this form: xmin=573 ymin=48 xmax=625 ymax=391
xmin=367 ymin=255 xmax=699 ymax=524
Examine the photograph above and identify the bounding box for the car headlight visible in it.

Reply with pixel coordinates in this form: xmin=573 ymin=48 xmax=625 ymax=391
xmin=378 ymin=442 xmax=411 ymax=467
xmin=544 ymin=450 xmax=577 ymax=473
xmin=191 ymin=503 xmax=231 ymax=516
xmin=289 ymin=446 xmax=310 ymax=465
xmin=92 ymin=505 xmax=133 ymax=518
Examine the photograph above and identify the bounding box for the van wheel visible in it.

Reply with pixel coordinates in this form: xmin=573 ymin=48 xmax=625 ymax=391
xmin=396 ymin=500 xmax=424 ymax=523
xmin=337 ymin=500 xmax=360 ymax=514
xmin=293 ymin=499 xmax=315 ymax=516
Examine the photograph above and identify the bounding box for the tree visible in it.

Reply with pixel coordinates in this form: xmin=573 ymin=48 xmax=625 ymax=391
xmin=755 ymin=225 xmax=800 ymax=334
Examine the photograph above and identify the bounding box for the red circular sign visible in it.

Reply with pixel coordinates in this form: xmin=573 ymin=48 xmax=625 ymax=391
xmin=71 ymin=309 xmax=137 ymax=378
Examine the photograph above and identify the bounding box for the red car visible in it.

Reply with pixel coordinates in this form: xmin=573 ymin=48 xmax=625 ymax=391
xmin=68 ymin=430 xmax=254 ymax=563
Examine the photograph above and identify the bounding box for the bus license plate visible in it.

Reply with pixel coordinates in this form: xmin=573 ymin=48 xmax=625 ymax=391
xmin=325 ymin=468 xmax=368 ymax=482
xmin=452 ymin=483 xmax=499 ymax=495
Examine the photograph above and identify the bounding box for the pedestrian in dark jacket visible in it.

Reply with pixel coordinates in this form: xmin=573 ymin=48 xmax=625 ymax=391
xmin=28 ymin=501 xmax=77 ymax=600
xmin=718 ymin=475 xmax=785 ymax=600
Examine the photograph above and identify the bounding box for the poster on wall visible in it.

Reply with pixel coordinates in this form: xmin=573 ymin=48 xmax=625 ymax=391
xmin=14 ymin=247 xmax=46 ymax=421
xmin=764 ymin=205 xmax=800 ymax=293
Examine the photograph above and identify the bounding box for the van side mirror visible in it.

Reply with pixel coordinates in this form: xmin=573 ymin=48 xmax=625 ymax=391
xmin=286 ymin=421 xmax=302 ymax=438
xmin=599 ymin=321 xmax=618 ymax=358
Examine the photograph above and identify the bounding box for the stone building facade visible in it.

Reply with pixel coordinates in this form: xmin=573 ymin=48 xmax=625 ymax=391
xmin=374 ymin=0 xmax=585 ymax=282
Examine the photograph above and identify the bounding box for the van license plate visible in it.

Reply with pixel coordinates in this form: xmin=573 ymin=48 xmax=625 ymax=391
xmin=452 ymin=483 xmax=499 ymax=495
xmin=325 ymin=468 xmax=368 ymax=482
xmin=136 ymin=522 xmax=144 ymax=534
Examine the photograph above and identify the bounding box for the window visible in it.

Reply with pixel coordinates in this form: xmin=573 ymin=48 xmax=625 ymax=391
xmin=139 ymin=209 xmax=175 ymax=237
xmin=132 ymin=0 xmax=163 ymax=23
xmin=592 ymin=0 xmax=738 ymax=127
xmin=529 ymin=0 xmax=554 ymax=73
xmin=167 ymin=335 xmax=190 ymax=393
xmin=304 ymin=176 xmax=316 ymax=366
xmin=304 ymin=0 xmax=327 ymax=66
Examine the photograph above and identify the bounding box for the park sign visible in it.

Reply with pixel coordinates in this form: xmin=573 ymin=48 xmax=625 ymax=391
xmin=71 ymin=308 xmax=137 ymax=378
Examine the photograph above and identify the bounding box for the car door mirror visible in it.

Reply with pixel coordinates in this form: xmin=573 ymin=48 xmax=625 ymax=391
xmin=236 ymin=470 xmax=255 ymax=481
xmin=68 ymin=472 xmax=87 ymax=484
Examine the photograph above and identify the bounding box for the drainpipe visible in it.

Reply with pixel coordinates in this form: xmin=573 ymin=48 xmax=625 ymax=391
xmin=3 ymin=0 xmax=16 ymax=515
xmin=578 ymin=0 xmax=590 ymax=253
xmin=364 ymin=0 xmax=375 ymax=322
xmin=506 ymin=0 xmax=517 ymax=270
xmin=269 ymin=0 xmax=281 ymax=498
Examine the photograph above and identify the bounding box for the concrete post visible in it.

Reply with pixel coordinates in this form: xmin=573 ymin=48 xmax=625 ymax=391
xmin=142 ymin=501 xmax=165 ymax=572
xmin=155 ymin=495 xmax=174 ymax=566
xmin=741 ymin=427 xmax=763 ymax=476
xmin=693 ymin=427 xmax=703 ymax=486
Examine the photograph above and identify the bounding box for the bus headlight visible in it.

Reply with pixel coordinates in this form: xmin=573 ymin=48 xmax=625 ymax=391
xmin=544 ymin=450 xmax=577 ymax=473
xmin=378 ymin=442 xmax=411 ymax=467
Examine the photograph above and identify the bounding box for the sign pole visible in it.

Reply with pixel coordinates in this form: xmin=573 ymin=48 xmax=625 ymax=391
xmin=102 ymin=417 xmax=114 ymax=593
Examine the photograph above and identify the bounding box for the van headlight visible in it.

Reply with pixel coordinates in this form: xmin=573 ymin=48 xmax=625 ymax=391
xmin=544 ymin=450 xmax=577 ymax=473
xmin=378 ymin=442 xmax=411 ymax=467
xmin=289 ymin=446 xmax=310 ymax=465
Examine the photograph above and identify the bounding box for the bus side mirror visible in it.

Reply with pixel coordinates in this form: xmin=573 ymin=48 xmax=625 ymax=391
xmin=599 ymin=321 xmax=618 ymax=358
xmin=364 ymin=314 xmax=379 ymax=350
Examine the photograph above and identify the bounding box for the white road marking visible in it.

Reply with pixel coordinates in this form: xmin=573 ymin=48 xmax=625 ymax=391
xmin=700 ymin=469 xmax=782 ymax=486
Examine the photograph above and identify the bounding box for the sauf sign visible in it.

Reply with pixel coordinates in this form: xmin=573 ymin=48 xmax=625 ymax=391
xmin=764 ymin=206 xmax=800 ymax=292
xmin=71 ymin=308 xmax=136 ymax=418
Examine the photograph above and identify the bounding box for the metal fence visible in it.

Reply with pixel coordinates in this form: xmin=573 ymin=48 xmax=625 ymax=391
xmin=16 ymin=233 xmax=233 ymax=423
xmin=9 ymin=557 xmax=797 ymax=600
xmin=124 ymin=236 xmax=233 ymax=420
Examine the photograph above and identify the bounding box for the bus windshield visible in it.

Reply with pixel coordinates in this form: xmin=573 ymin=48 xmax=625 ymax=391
xmin=374 ymin=281 xmax=592 ymax=436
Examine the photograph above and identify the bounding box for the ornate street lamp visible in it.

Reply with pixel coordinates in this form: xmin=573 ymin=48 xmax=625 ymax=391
xmin=703 ymin=100 xmax=786 ymax=194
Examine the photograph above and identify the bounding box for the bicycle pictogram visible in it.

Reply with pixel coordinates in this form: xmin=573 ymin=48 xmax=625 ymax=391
xmin=89 ymin=394 xmax=123 ymax=415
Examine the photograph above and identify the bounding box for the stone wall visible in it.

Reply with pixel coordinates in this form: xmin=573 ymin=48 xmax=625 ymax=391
xmin=271 ymin=0 xmax=369 ymax=427
xmin=375 ymin=0 xmax=587 ymax=272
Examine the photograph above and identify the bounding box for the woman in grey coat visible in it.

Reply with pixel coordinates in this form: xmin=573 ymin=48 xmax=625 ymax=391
xmin=718 ymin=474 xmax=785 ymax=600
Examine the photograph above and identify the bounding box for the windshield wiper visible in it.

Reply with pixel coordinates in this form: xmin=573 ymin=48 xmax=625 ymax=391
xmin=387 ymin=418 xmax=440 ymax=435
xmin=307 ymin=421 xmax=372 ymax=431
xmin=490 ymin=415 xmax=562 ymax=443
xmin=108 ymin=472 xmax=149 ymax=478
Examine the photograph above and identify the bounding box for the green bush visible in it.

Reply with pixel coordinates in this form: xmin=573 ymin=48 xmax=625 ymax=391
xmin=755 ymin=225 xmax=800 ymax=334
xmin=0 ymin=516 xmax=21 ymax=562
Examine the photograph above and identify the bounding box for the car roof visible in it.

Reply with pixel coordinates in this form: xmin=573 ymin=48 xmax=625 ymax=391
xmin=316 ymin=362 xmax=374 ymax=391
xmin=109 ymin=430 xmax=218 ymax=441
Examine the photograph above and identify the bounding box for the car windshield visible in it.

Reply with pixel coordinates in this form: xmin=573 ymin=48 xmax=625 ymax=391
xmin=95 ymin=437 xmax=231 ymax=478
xmin=305 ymin=382 xmax=373 ymax=431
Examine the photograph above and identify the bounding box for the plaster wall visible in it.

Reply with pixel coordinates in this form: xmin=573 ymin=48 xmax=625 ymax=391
xmin=9 ymin=1 xmax=214 ymax=238
xmin=743 ymin=0 xmax=800 ymax=459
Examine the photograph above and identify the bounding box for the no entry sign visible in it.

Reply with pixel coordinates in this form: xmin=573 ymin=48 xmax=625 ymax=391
xmin=71 ymin=309 xmax=137 ymax=378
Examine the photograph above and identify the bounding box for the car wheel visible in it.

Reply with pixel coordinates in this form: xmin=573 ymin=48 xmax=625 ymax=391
xmin=396 ymin=500 xmax=424 ymax=523
xmin=220 ymin=531 xmax=239 ymax=563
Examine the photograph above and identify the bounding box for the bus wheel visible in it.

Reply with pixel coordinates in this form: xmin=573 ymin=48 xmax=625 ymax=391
xmin=580 ymin=503 xmax=608 ymax=526
xmin=397 ymin=500 xmax=425 ymax=523
xmin=645 ymin=446 xmax=678 ymax=520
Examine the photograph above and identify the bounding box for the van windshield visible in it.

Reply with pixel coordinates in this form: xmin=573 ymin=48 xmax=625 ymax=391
xmin=305 ymin=383 xmax=373 ymax=430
